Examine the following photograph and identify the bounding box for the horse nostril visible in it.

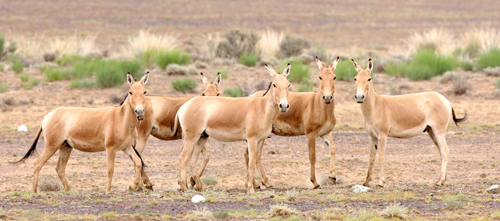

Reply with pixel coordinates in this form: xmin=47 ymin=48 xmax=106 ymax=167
xmin=279 ymin=104 xmax=283 ymax=108
xmin=142 ymin=108 xmax=145 ymax=113
xmin=287 ymin=104 xmax=290 ymax=108
xmin=354 ymin=95 xmax=358 ymax=99
xmin=323 ymin=95 xmax=325 ymax=99
xmin=362 ymin=95 xmax=365 ymax=99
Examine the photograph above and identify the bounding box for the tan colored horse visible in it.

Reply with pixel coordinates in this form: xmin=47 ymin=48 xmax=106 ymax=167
xmin=173 ymin=64 xmax=290 ymax=194
xmin=134 ymin=72 xmax=221 ymax=189
xmin=352 ymin=59 xmax=467 ymax=187
xmin=16 ymin=73 xmax=150 ymax=193
xmin=244 ymin=57 xmax=340 ymax=189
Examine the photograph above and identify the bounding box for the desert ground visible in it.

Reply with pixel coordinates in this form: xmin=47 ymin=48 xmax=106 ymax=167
xmin=1 ymin=0 xmax=500 ymax=220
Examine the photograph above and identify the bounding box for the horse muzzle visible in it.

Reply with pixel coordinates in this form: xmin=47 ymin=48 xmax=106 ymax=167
xmin=279 ymin=103 xmax=290 ymax=112
xmin=135 ymin=108 xmax=145 ymax=121
xmin=323 ymin=95 xmax=333 ymax=104
xmin=354 ymin=94 xmax=365 ymax=103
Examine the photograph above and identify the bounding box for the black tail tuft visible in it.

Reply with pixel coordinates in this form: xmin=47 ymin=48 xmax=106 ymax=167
xmin=452 ymin=109 xmax=468 ymax=127
xmin=171 ymin=113 xmax=180 ymax=137
xmin=131 ymin=142 xmax=146 ymax=168
xmin=12 ymin=127 xmax=43 ymax=164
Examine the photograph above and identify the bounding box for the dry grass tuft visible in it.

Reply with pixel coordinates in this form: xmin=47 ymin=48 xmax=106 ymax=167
xmin=453 ymin=75 xmax=471 ymax=95
xmin=256 ymin=28 xmax=284 ymax=59
xmin=380 ymin=202 xmax=408 ymax=219
xmin=186 ymin=206 xmax=213 ymax=220
xmin=458 ymin=28 xmax=500 ymax=58
xmin=406 ymin=28 xmax=456 ymax=55
xmin=38 ymin=179 xmax=61 ymax=192
xmin=269 ymin=203 xmax=299 ymax=219
xmin=123 ymin=30 xmax=178 ymax=57
xmin=13 ymin=33 xmax=99 ymax=58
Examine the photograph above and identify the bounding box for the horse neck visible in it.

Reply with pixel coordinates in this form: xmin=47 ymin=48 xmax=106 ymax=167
xmin=360 ymin=85 xmax=379 ymax=121
xmin=117 ymin=96 xmax=138 ymax=131
xmin=262 ymin=86 xmax=280 ymax=121
xmin=314 ymin=91 xmax=335 ymax=119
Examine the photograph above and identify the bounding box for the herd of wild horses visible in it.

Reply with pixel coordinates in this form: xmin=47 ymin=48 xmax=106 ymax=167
xmin=15 ymin=58 xmax=468 ymax=194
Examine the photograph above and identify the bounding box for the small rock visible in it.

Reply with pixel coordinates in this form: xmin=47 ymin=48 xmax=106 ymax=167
xmin=487 ymin=185 xmax=500 ymax=194
xmin=43 ymin=53 xmax=57 ymax=62
xmin=480 ymin=173 xmax=487 ymax=178
xmin=191 ymin=194 xmax=205 ymax=203
xmin=18 ymin=125 xmax=28 ymax=132
xmin=352 ymin=185 xmax=372 ymax=193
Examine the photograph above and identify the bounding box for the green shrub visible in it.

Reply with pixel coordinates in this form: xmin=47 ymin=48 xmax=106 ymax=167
xmin=476 ymin=48 xmax=500 ymax=71
xmin=44 ymin=68 xmax=68 ymax=82
xmin=0 ymin=82 xmax=8 ymax=93
xmin=21 ymin=79 xmax=40 ymax=90
xmin=12 ymin=60 xmax=24 ymax=73
xmin=56 ymin=54 xmax=88 ymax=66
xmin=19 ymin=73 xmax=30 ymax=82
xmin=213 ymin=210 xmax=229 ymax=219
xmin=95 ymin=65 xmax=125 ymax=88
xmin=140 ymin=50 xmax=157 ymax=68
xmin=280 ymin=58 xmax=310 ymax=83
xmin=298 ymin=80 xmax=313 ymax=92
xmin=443 ymin=195 xmax=466 ymax=210
xmin=458 ymin=60 xmax=473 ymax=71
xmin=172 ymin=78 xmax=197 ymax=93
xmin=385 ymin=50 xmax=458 ymax=80
xmin=224 ymin=87 xmax=245 ymax=97
xmin=335 ymin=60 xmax=358 ymax=81
xmin=155 ymin=49 xmax=191 ymax=70
xmin=239 ymin=53 xmax=258 ymax=66
xmin=70 ymin=79 xmax=95 ymax=88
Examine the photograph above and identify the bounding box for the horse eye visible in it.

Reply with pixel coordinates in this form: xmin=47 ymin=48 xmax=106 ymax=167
xmin=273 ymin=84 xmax=276 ymax=88
xmin=129 ymin=92 xmax=132 ymax=95
xmin=368 ymin=78 xmax=372 ymax=81
xmin=143 ymin=91 xmax=146 ymax=94
xmin=354 ymin=78 xmax=357 ymax=81
xmin=319 ymin=77 xmax=322 ymax=80
xmin=217 ymin=94 xmax=220 ymax=96
xmin=334 ymin=77 xmax=336 ymax=80
xmin=288 ymin=85 xmax=291 ymax=88
xmin=202 ymin=93 xmax=205 ymax=96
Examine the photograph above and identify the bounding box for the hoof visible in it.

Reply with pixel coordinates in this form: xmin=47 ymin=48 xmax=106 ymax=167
xmin=362 ymin=182 xmax=370 ymax=187
xmin=329 ymin=177 xmax=337 ymax=184
xmin=190 ymin=177 xmax=196 ymax=188
xmin=313 ymin=185 xmax=321 ymax=189
xmin=145 ymin=185 xmax=154 ymax=191
xmin=255 ymin=185 xmax=261 ymax=190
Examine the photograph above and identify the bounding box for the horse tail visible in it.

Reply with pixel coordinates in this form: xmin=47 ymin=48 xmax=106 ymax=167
xmin=13 ymin=126 xmax=43 ymax=164
xmin=452 ymin=108 xmax=468 ymax=127
xmin=171 ymin=113 xmax=180 ymax=137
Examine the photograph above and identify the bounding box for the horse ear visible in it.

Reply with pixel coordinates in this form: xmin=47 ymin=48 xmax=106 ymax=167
xmin=367 ymin=58 xmax=373 ymax=72
xmin=140 ymin=71 xmax=149 ymax=85
xmin=264 ymin=64 xmax=277 ymax=77
xmin=282 ymin=63 xmax=291 ymax=77
xmin=200 ymin=72 xmax=208 ymax=85
xmin=351 ymin=59 xmax=362 ymax=72
xmin=127 ymin=72 xmax=135 ymax=85
xmin=315 ymin=57 xmax=325 ymax=70
xmin=214 ymin=72 xmax=222 ymax=86
xmin=332 ymin=56 xmax=340 ymax=70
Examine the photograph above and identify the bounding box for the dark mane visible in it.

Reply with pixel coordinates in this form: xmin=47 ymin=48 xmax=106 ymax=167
xmin=119 ymin=93 xmax=128 ymax=106
xmin=262 ymin=81 xmax=273 ymax=96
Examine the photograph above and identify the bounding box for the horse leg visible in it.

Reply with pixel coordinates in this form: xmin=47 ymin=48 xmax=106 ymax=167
xmin=189 ymin=144 xmax=210 ymax=188
xmin=427 ymin=127 xmax=449 ymax=186
xmin=321 ymin=132 xmax=337 ymax=184
xmin=244 ymin=147 xmax=261 ymax=189
xmin=255 ymin=139 xmax=272 ymax=188
xmin=32 ymin=143 xmax=59 ymax=193
xmin=376 ymin=134 xmax=388 ymax=187
xmin=124 ymin=146 xmax=145 ymax=191
xmin=306 ymin=132 xmax=320 ymax=189
xmin=135 ymin=132 xmax=153 ymax=190
xmin=179 ymin=138 xmax=197 ymax=192
xmin=105 ymin=148 xmax=117 ymax=193
xmin=191 ymin=137 xmax=208 ymax=191
xmin=363 ymin=136 xmax=378 ymax=187
xmin=246 ymin=137 xmax=258 ymax=194
xmin=55 ymin=144 xmax=72 ymax=192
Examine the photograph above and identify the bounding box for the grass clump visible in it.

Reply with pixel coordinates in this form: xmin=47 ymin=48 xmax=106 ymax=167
xmin=380 ymin=202 xmax=408 ymax=219
xmin=0 ymin=82 xmax=8 ymax=93
xmin=458 ymin=60 xmax=473 ymax=71
xmin=202 ymin=176 xmax=218 ymax=186
xmin=224 ymin=87 xmax=245 ymax=97
xmin=44 ymin=68 xmax=68 ymax=82
xmin=280 ymin=58 xmax=310 ymax=83
xmin=335 ymin=59 xmax=359 ymax=81
xmin=269 ymin=204 xmax=299 ymax=219
xmin=12 ymin=59 xmax=24 ymax=73
xmin=443 ymin=194 xmax=466 ymax=210
xmin=187 ymin=207 xmax=213 ymax=220
xmin=476 ymin=48 xmax=500 ymax=71
xmin=95 ymin=59 xmax=144 ymax=88
xmin=385 ymin=49 xmax=458 ymax=80
xmin=172 ymin=78 xmax=197 ymax=93
xmin=213 ymin=210 xmax=229 ymax=219
xmin=239 ymin=53 xmax=258 ymax=66
xmin=155 ymin=49 xmax=191 ymax=70
xmin=38 ymin=179 xmax=61 ymax=192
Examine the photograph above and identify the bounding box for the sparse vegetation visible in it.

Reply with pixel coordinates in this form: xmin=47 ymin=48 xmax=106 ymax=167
xmin=239 ymin=53 xmax=258 ymax=66
xmin=453 ymin=75 xmax=470 ymax=95
xmin=202 ymin=176 xmax=218 ymax=186
xmin=213 ymin=210 xmax=229 ymax=219
xmin=380 ymin=203 xmax=408 ymax=219
xmin=385 ymin=49 xmax=458 ymax=80
xmin=257 ymin=29 xmax=284 ymax=59
xmin=443 ymin=194 xmax=466 ymax=210
xmin=172 ymin=78 xmax=197 ymax=93
xmin=12 ymin=59 xmax=24 ymax=73
xmin=155 ymin=49 xmax=191 ymax=70
xmin=269 ymin=204 xmax=299 ymax=219
xmin=278 ymin=36 xmax=310 ymax=58
xmin=224 ymin=87 xmax=245 ymax=97
xmin=216 ymin=30 xmax=259 ymax=59
xmin=0 ymin=82 xmax=8 ymax=93
xmin=38 ymin=179 xmax=62 ymax=192
xmin=476 ymin=48 xmax=500 ymax=71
